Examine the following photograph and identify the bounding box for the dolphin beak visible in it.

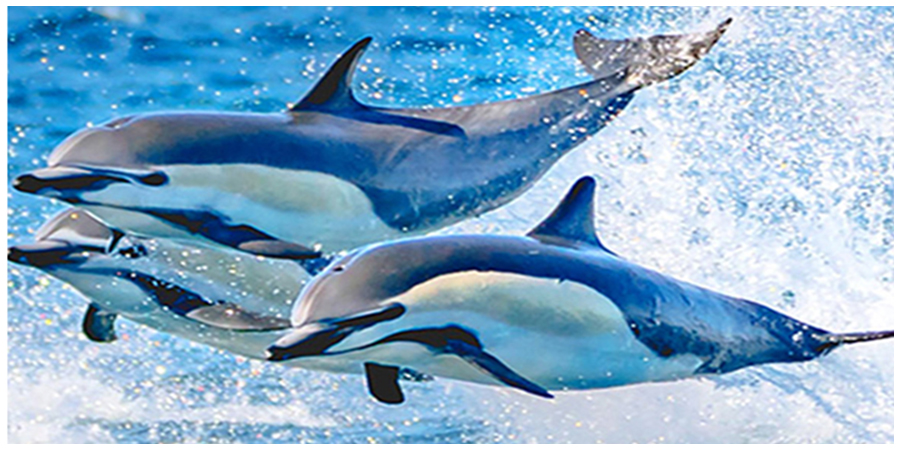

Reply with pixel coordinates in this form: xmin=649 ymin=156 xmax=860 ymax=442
xmin=8 ymin=241 xmax=91 ymax=268
xmin=266 ymin=323 xmax=348 ymax=361
xmin=12 ymin=166 xmax=168 ymax=197
xmin=13 ymin=166 xmax=123 ymax=197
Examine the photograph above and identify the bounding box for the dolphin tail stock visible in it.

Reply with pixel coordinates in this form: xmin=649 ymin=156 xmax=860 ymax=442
xmin=573 ymin=18 xmax=732 ymax=88
xmin=813 ymin=329 xmax=894 ymax=355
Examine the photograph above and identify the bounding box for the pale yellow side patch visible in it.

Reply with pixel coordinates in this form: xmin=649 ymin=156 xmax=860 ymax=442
xmin=394 ymin=271 xmax=630 ymax=337
xmin=162 ymin=164 xmax=378 ymax=219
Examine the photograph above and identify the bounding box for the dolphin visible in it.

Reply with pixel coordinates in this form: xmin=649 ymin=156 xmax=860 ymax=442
xmin=12 ymin=20 xmax=730 ymax=259
xmin=8 ymin=207 xmax=307 ymax=357
xmin=8 ymin=208 xmax=432 ymax=382
xmin=266 ymin=177 xmax=893 ymax=404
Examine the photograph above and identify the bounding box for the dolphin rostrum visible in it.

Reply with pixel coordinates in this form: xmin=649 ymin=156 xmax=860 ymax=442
xmin=12 ymin=20 xmax=730 ymax=258
xmin=266 ymin=176 xmax=892 ymax=404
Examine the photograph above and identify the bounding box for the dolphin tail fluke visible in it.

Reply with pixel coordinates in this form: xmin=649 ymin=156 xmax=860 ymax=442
xmin=574 ymin=18 xmax=732 ymax=88
xmin=814 ymin=329 xmax=894 ymax=354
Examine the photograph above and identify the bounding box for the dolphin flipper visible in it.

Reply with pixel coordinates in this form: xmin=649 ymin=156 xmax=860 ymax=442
xmin=447 ymin=338 xmax=554 ymax=399
xmin=142 ymin=209 xmax=321 ymax=260
xmin=185 ymin=302 xmax=291 ymax=331
xmin=82 ymin=303 xmax=118 ymax=342
xmin=380 ymin=326 xmax=553 ymax=399
xmin=364 ymin=362 xmax=405 ymax=404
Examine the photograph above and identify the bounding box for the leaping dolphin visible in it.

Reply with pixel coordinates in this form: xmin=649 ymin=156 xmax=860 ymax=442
xmin=7 ymin=208 xmax=431 ymax=381
xmin=8 ymin=207 xmax=307 ymax=357
xmin=12 ymin=20 xmax=730 ymax=258
xmin=266 ymin=176 xmax=893 ymax=404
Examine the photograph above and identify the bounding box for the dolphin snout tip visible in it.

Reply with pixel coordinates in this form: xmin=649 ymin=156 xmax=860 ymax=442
xmin=8 ymin=246 xmax=27 ymax=265
xmin=12 ymin=173 xmax=43 ymax=194
xmin=264 ymin=345 xmax=294 ymax=362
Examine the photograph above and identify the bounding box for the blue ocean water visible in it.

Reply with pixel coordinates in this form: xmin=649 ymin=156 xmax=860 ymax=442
xmin=7 ymin=6 xmax=893 ymax=443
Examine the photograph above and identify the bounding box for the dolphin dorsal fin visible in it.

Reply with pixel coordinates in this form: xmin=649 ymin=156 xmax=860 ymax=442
xmin=527 ymin=177 xmax=614 ymax=254
xmin=291 ymin=37 xmax=372 ymax=112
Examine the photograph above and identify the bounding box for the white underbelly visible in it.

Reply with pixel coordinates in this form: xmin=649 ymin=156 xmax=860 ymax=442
xmin=80 ymin=164 xmax=405 ymax=252
xmin=332 ymin=271 xmax=704 ymax=391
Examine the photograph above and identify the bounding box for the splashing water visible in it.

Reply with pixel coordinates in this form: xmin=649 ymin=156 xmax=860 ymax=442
xmin=8 ymin=6 xmax=893 ymax=443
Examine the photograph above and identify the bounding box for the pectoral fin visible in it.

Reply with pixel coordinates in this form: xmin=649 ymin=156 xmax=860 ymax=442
xmin=448 ymin=339 xmax=553 ymax=399
xmin=185 ymin=302 xmax=291 ymax=331
xmin=364 ymin=362 xmax=405 ymax=404
xmin=82 ymin=303 xmax=118 ymax=343
xmin=379 ymin=326 xmax=553 ymax=399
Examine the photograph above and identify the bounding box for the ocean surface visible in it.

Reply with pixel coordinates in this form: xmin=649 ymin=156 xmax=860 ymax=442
xmin=7 ymin=6 xmax=893 ymax=443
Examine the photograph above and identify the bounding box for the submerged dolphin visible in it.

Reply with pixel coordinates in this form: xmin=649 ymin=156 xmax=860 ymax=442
xmin=267 ymin=177 xmax=893 ymax=404
xmin=8 ymin=208 xmax=431 ymax=382
xmin=12 ymin=21 xmax=730 ymax=258
xmin=8 ymin=208 xmax=306 ymax=357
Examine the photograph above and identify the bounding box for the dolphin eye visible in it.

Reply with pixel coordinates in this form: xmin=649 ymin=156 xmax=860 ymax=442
xmin=119 ymin=244 xmax=148 ymax=259
xmin=333 ymin=265 xmax=345 ymax=273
